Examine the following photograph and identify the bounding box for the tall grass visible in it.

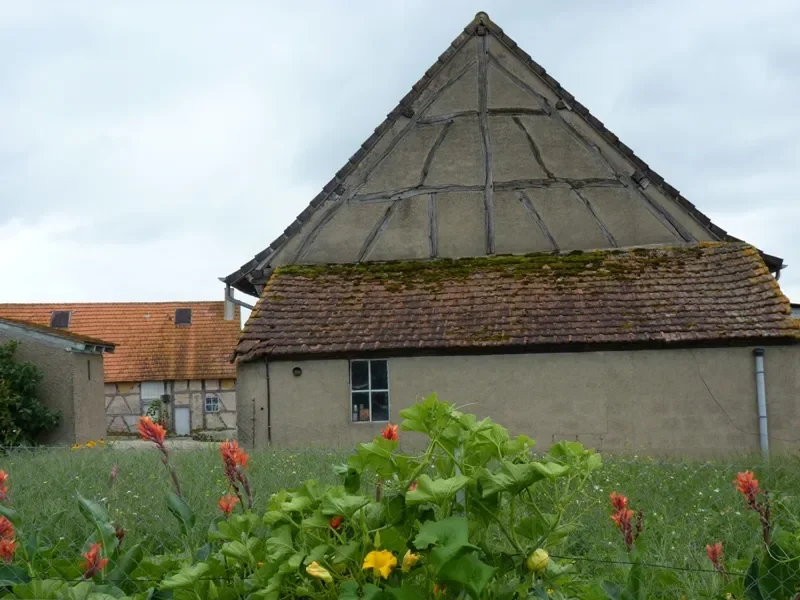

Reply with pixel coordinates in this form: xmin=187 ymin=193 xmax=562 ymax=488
xmin=2 ymin=445 xmax=798 ymax=590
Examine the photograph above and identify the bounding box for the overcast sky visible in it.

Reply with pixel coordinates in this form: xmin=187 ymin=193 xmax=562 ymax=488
xmin=2 ymin=0 xmax=799 ymax=306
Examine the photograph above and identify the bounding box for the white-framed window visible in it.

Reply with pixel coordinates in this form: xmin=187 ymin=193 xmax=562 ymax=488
xmin=205 ymin=395 xmax=220 ymax=413
xmin=350 ymin=359 xmax=389 ymax=423
xmin=141 ymin=381 xmax=165 ymax=417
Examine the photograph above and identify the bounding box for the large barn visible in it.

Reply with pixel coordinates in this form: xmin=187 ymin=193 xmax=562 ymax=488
xmin=224 ymin=12 xmax=799 ymax=454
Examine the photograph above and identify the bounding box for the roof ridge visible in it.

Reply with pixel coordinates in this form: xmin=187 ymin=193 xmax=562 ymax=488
xmin=223 ymin=12 xmax=783 ymax=294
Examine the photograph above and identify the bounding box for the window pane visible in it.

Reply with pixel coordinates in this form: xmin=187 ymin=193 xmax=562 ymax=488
xmin=352 ymin=392 xmax=370 ymax=422
xmin=371 ymin=392 xmax=389 ymax=422
xmin=370 ymin=360 xmax=388 ymax=390
xmin=351 ymin=361 xmax=369 ymax=390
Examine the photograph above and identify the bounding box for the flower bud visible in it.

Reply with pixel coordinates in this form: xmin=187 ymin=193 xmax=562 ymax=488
xmin=526 ymin=548 xmax=549 ymax=573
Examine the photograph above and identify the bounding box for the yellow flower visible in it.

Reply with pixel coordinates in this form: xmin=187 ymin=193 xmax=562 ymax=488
xmin=71 ymin=444 xmax=80 ymax=451
xmin=99 ymin=439 xmax=106 ymax=445
xmin=433 ymin=583 xmax=448 ymax=597
xmin=402 ymin=550 xmax=420 ymax=572
xmin=86 ymin=440 xmax=97 ymax=448
xmin=526 ymin=548 xmax=549 ymax=573
xmin=362 ymin=550 xmax=397 ymax=579
xmin=305 ymin=561 xmax=333 ymax=583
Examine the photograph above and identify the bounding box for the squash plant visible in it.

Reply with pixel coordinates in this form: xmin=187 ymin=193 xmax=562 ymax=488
xmin=0 ymin=394 xmax=601 ymax=599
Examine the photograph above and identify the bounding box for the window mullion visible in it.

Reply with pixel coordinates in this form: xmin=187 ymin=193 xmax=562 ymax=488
xmin=367 ymin=360 xmax=373 ymax=422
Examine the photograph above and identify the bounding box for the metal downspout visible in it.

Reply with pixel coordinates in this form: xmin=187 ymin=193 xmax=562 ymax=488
xmin=753 ymin=348 xmax=768 ymax=459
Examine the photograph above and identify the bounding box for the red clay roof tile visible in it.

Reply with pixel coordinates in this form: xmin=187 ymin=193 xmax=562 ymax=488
xmin=0 ymin=302 xmax=240 ymax=382
xmin=236 ymin=243 xmax=798 ymax=361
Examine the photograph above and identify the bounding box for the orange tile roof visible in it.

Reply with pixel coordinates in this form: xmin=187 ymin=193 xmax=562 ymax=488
xmin=0 ymin=302 xmax=240 ymax=382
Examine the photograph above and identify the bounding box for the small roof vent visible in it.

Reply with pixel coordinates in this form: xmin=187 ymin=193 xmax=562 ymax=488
xmin=50 ymin=311 xmax=71 ymax=328
xmin=175 ymin=308 xmax=192 ymax=326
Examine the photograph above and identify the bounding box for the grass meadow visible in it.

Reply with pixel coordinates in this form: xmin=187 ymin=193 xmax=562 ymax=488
xmin=2 ymin=444 xmax=799 ymax=591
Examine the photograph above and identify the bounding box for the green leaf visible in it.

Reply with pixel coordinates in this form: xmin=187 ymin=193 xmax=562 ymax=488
xmin=531 ymin=461 xmax=570 ymax=480
xmin=413 ymin=517 xmax=478 ymax=569
xmin=362 ymin=583 xmax=383 ymax=600
xmin=623 ymin=560 xmax=645 ymax=600
xmin=744 ymin=556 xmax=764 ymax=600
xmin=437 ymin=552 xmax=496 ymax=598
xmin=338 ymin=580 xmax=360 ymax=600
xmin=405 ymin=474 xmax=470 ymax=506
xmin=303 ymin=544 xmax=330 ymax=565
xmin=221 ymin=539 xmax=255 ymax=564
xmin=320 ymin=489 xmax=369 ymax=518
xmin=166 ymin=491 xmax=195 ymax=538
xmin=160 ymin=562 xmax=210 ymax=590
xmin=333 ymin=541 xmax=360 ymax=564
xmin=0 ymin=564 xmax=30 ymax=586
xmin=387 ymin=583 xmax=428 ymax=600
xmin=280 ymin=495 xmax=313 ymax=513
xmin=77 ymin=493 xmax=111 ymax=526
xmin=0 ymin=504 xmax=19 ymax=523
xmin=301 ymin=510 xmax=332 ymax=530
xmin=548 ymin=440 xmax=586 ymax=458
xmin=263 ymin=511 xmax=288 ymax=526
xmin=106 ymin=543 xmax=145 ymax=592
xmin=12 ymin=579 xmax=69 ymax=600
xmin=333 ymin=463 xmax=362 ymax=494
xmin=478 ymin=461 xmax=547 ymax=497
xmin=265 ymin=525 xmax=294 ymax=563
xmin=600 ymin=581 xmax=623 ymax=600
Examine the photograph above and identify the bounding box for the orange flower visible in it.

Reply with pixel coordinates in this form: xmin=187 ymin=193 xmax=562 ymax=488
xmin=609 ymin=491 xmax=628 ymax=512
xmin=220 ymin=440 xmax=249 ymax=470
xmin=380 ymin=423 xmax=399 ymax=441
xmin=433 ymin=583 xmax=448 ymax=597
xmin=734 ymin=471 xmax=760 ymax=506
xmin=408 ymin=480 xmax=418 ymax=492
xmin=329 ymin=515 xmax=343 ymax=530
xmin=82 ymin=542 xmax=108 ymax=578
xmin=0 ymin=538 xmax=16 ymax=563
xmin=706 ymin=542 xmax=723 ymax=568
xmin=0 ymin=517 xmax=13 ymax=540
xmin=137 ymin=416 xmax=166 ymax=446
xmin=610 ymin=508 xmax=634 ymax=528
xmin=218 ymin=493 xmax=240 ymax=515
xmin=0 ymin=470 xmax=8 ymax=502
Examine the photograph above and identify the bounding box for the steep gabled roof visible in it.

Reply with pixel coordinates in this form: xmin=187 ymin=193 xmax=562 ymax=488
xmin=0 ymin=302 xmax=240 ymax=382
xmin=224 ymin=11 xmax=783 ymax=296
xmin=235 ymin=243 xmax=798 ymax=361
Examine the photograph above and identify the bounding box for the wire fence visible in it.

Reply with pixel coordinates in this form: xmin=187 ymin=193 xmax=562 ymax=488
xmin=1 ymin=440 xmax=799 ymax=598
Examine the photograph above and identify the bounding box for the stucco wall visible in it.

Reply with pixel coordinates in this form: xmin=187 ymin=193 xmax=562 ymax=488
xmin=72 ymin=353 xmax=107 ymax=443
xmin=0 ymin=332 xmax=75 ymax=445
xmin=243 ymin=346 xmax=800 ymax=455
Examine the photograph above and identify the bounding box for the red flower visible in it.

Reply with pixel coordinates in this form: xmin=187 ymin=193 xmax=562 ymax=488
xmin=137 ymin=417 xmax=166 ymax=446
xmin=734 ymin=471 xmax=760 ymax=506
xmin=82 ymin=542 xmax=108 ymax=578
xmin=706 ymin=542 xmax=723 ymax=567
xmin=609 ymin=492 xmax=643 ymax=552
xmin=381 ymin=423 xmax=399 ymax=441
xmin=218 ymin=493 xmax=240 ymax=516
xmin=330 ymin=515 xmax=343 ymax=530
xmin=610 ymin=491 xmax=628 ymax=512
xmin=220 ymin=440 xmax=249 ymax=470
xmin=408 ymin=480 xmax=418 ymax=492
xmin=610 ymin=508 xmax=634 ymax=529
xmin=0 ymin=470 xmax=8 ymax=502
xmin=0 ymin=538 xmax=16 ymax=564
xmin=0 ymin=517 xmax=13 ymax=540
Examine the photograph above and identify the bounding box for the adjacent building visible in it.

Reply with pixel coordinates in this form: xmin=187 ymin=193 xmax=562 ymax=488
xmin=0 ymin=317 xmax=115 ymax=445
xmin=0 ymin=302 xmax=240 ymax=435
xmin=223 ymin=12 xmax=800 ymax=455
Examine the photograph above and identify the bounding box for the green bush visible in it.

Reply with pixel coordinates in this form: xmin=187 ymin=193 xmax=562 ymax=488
xmin=0 ymin=341 xmax=61 ymax=447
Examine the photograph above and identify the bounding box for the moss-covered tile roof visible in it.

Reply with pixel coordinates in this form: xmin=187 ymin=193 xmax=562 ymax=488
xmin=235 ymin=243 xmax=798 ymax=360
